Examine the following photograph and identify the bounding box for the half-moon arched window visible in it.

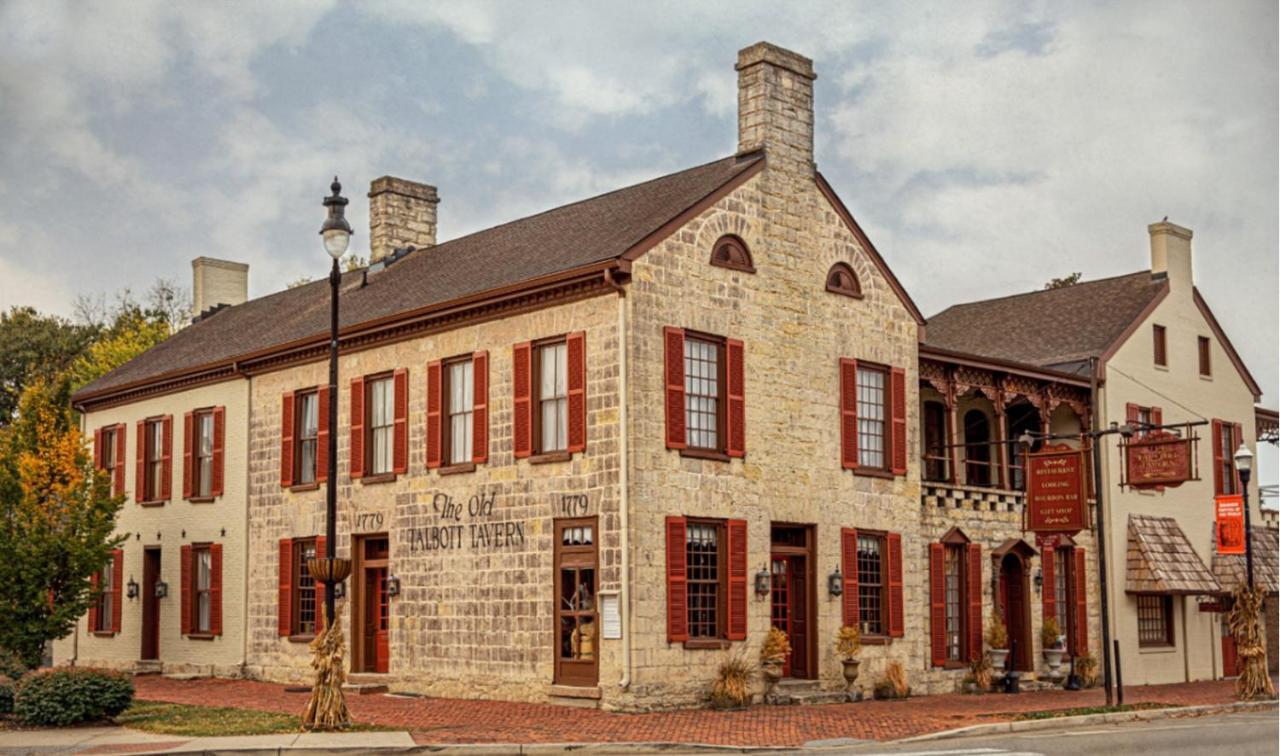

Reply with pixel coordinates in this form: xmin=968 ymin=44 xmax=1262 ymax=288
xmin=825 ymin=262 xmax=862 ymax=298
xmin=709 ymin=235 xmax=755 ymax=273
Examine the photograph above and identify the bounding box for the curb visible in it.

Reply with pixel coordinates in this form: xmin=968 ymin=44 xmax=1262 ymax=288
xmin=891 ymin=699 xmax=1279 ymax=744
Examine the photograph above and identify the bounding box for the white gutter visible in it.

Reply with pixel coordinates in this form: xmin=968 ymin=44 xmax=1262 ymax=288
xmin=239 ymin=380 xmax=252 ymax=676
xmin=616 ymin=287 xmax=632 ymax=690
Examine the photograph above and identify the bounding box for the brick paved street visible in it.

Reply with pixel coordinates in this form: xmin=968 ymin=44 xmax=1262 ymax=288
xmin=132 ymin=676 xmax=1243 ymax=746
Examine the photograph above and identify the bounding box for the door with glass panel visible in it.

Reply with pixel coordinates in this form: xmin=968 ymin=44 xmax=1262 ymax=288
xmin=554 ymin=517 xmax=598 ymax=686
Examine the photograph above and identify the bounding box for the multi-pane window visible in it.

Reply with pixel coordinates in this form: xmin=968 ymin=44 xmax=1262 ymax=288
xmin=857 ymin=533 xmax=885 ymax=635
xmin=294 ymin=539 xmax=317 ymax=635
xmin=447 ymin=359 xmax=474 ymax=465
xmin=686 ymin=521 xmax=721 ymax=639
xmin=1137 ymin=406 xmax=1152 ymax=433
xmin=1219 ymin=422 xmax=1238 ymax=495
xmin=193 ymin=545 xmax=212 ymax=634
xmin=857 ymin=366 xmax=887 ymax=469
xmin=296 ymin=391 xmax=319 ymax=484
xmin=943 ymin=545 xmax=963 ymax=661
xmin=145 ymin=419 xmax=164 ymax=501
xmin=193 ymin=410 xmax=214 ymax=497
xmin=1153 ymin=324 xmax=1167 ymax=366
xmin=538 ymin=342 xmax=568 ymax=453
xmin=684 ymin=337 xmax=720 ymax=451
xmin=1054 ymin=548 xmax=1071 ymax=647
xmin=1198 ymin=336 xmax=1211 ymax=377
xmin=1136 ymin=594 xmax=1173 ymax=646
xmin=368 ymin=376 xmax=395 ymax=475
xmin=94 ymin=557 xmax=113 ymax=633
xmin=98 ymin=426 xmax=121 ymax=490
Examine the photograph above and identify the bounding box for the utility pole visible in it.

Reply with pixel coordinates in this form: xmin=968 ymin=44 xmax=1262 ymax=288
xmin=1089 ymin=357 xmax=1116 ymax=707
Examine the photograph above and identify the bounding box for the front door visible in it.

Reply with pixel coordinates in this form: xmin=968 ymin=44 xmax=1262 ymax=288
xmin=999 ymin=553 xmax=1031 ymax=671
xmin=554 ymin=518 xmax=598 ymax=686
xmin=770 ymin=525 xmax=815 ymax=679
xmin=141 ymin=548 xmax=161 ymax=661
xmin=1222 ymin=621 xmax=1240 ymax=677
xmin=355 ymin=535 xmax=390 ymax=674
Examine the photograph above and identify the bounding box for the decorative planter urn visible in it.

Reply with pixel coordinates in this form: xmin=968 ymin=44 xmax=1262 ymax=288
xmin=841 ymin=658 xmax=861 ymax=691
xmin=1043 ymin=648 xmax=1065 ymax=676
xmin=761 ymin=660 xmax=783 ymax=698
xmin=989 ymin=648 xmax=1010 ymax=672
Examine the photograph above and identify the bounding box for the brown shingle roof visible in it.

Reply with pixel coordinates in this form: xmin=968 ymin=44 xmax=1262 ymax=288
xmin=75 ymin=153 xmax=762 ymax=401
xmin=1126 ymin=514 xmax=1221 ymax=595
xmin=925 ymin=271 xmax=1167 ymax=374
xmin=1212 ymin=526 xmax=1279 ymax=595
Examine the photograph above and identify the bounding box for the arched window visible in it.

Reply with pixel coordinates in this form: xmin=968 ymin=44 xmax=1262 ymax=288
xmin=709 ymin=235 xmax=754 ymax=273
xmin=825 ymin=262 xmax=861 ymax=298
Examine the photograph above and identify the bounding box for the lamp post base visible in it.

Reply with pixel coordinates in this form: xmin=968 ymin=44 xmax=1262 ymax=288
xmin=302 ymin=593 xmax=351 ymax=730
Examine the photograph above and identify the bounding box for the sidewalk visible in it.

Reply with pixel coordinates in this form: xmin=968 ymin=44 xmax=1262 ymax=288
xmin=126 ymin=676 xmax=1245 ymax=748
xmin=0 ymin=728 xmax=416 ymax=755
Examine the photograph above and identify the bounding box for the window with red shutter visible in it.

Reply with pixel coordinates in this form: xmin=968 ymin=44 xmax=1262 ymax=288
xmin=472 ymin=351 xmax=489 ymax=464
xmin=665 ymin=516 xmax=689 ymax=642
xmin=840 ymin=527 xmax=859 ymax=628
xmin=278 ymin=538 xmax=293 ymax=637
xmin=135 ymin=420 xmax=145 ymax=501
xmin=210 ymin=544 xmax=223 ymax=636
xmin=887 ymin=532 xmax=904 ymax=638
xmin=726 ymin=519 xmax=747 ymax=640
xmin=513 ymin=342 xmax=533 ymax=458
xmin=315 ymin=388 xmax=330 ymax=483
xmin=664 ymin=327 xmax=687 ymax=450
xmin=160 ymin=416 xmax=173 ymax=500
xmin=966 ymin=543 xmax=982 ymax=661
xmin=929 ymin=543 xmax=946 ymax=667
xmin=182 ymin=411 xmax=193 ymax=499
xmin=1073 ymin=548 xmax=1088 ymax=656
xmin=349 ymin=377 xmax=365 ymax=478
xmin=726 ymin=339 xmax=745 ymax=458
xmin=393 ymin=368 xmax=409 ymax=474
xmin=87 ymin=571 xmax=100 ymax=633
xmin=280 ymin=392 xmax=295 ymax=487
xmin=180 ymin=544 xmax=192 ymax=636
xmin=113 ymin=424 xmax=126 ymax=497
xmin=891 ymin=366 xmax=907 ymax=474
xmin=567 ymin=332 xmax=587 ymax=454
xmin=426 ymin=360 xmax=443 ymax=469
xmin=839 ymin=359 xmax=859 ymax=470
xmin=211 ymin=407 xmax=225 ymax=497
xmin=111 ymin=549 xmax=123 ymax=634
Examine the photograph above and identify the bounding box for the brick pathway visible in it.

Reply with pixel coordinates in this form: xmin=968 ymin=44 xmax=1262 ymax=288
xmin=132 ymin=676 xmax=1243 ymax=747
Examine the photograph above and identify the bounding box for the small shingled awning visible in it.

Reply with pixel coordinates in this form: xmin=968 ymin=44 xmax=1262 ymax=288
xmin=1212 ymin=526 xmax=1279 ymax=595
xmin=1125 ymin=514 xmax=1221 ymax=595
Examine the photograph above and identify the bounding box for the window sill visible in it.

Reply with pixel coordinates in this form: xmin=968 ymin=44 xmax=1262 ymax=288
xmin=187 ymin=496 xmax=216 ymax=504
xmin=359 ymin=473 xmax=398 ymax=486
xmin=138 ymin=500 xmax=166 ymax=508
xmin=1139 ymin=644 xmax=1176 ymax=654
xmin=186 ymin=633 xmax=217 ymax=641
xmin=288 ymin=634 xmax=317 ymax=644
xmin=679 ymin=448 xmax=731 ymax=463
xmin=529 ymin=451 xmax=572 ymax=465
xmin=683 ymin=639 xmax=731 ymax=650
xmin=289 ymin=483 xmax=320 ymax=493
xmin=942 ymin=660 xmax=968 ymax=670
xmin=91 ymin=631 xmax=117 ymax=638
xmin=853 ymin=467 xmax=895 ymax=480
xmin=438 ymin=462 xmax=477 ymax=476
xmin=860 ymin=635 xmax=891 ymax=646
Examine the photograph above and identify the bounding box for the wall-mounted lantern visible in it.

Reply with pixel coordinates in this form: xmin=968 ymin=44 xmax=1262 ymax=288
xmin=154 ymin=580 xmax=168 ymax=599
xmin=828 ymin=566 xmax=844 ymax=597
xmin=1033 ymin=569 xmax=1043 ymax=594
xmin=126 ymin=578 xmax=139 ymax=600
xmin=754 ymin=566 xmax=770 ymax=596
xmin=386 ymin=575 xmax=401 ymax=598
xmin=334 ymin=581 xmax=346 ymax=599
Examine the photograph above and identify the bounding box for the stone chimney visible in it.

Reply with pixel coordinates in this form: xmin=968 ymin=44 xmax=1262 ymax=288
xmin=1148 ymin=220 xmax=1193 ymax=289
xmin=368 ymin=176 xmax=439 ymax=263
xmin=191 ymin=257 xmax=248 ymax=320
xmin=736 ymin=42 xmax=817 ymax=175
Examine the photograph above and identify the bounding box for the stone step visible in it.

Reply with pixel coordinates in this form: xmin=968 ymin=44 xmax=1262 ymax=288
xmin=133 ymin=660 xmax=163 ymax=676
xmin=344 ymin=673 xmax=390 ymax=694
xmin=767 ymin=680 xmax=861 ymax=705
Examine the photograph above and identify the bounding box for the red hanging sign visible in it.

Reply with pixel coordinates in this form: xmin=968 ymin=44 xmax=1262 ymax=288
xmin=1215 ymin=494 xmax=1246 ymax=555
xmin=1025 ymin=443 xmax=1088 ymax=534
xmin=1125 ymin=430 xmax=1194 ymax=489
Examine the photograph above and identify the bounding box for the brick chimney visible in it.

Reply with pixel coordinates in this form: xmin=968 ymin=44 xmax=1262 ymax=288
xmin=191 ymin=257 xmax=247 ymax=320
xmin=736 ymin=42 xmax=816 ymax=175
xmin=368 ymin=176 xmax=439 ymax=263
xmin=1148 ymin=220 xmax=1193 ymax=289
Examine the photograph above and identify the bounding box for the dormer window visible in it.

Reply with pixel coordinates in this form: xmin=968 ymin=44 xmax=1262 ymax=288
xmin=709 ymin=235 xmax=754 ymax=273
xmin=825 ymin=262 xmax=861 ymax=298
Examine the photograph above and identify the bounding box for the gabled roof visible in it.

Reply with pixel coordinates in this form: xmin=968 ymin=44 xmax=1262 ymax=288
xmin=925 ymin=271 xmax=1168 ymax=376
xmin=1125 ymin=514 xmax=1220 ymax=595
xmin=1192 ymin=287 xmax=1263 ymax=401
xmin=74 ymin=153 xmax=764 ymax=404
xmin=1212 ymin=526 xmax=1278 ymax=595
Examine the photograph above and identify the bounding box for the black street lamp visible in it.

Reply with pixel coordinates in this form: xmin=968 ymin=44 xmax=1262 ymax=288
xmin=1234 ymin=442 xmax=1255 ymax=589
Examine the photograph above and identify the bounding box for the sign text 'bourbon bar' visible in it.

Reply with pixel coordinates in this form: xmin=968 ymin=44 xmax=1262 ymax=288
xmin=1025 ymin=443 xmax=1088 ymax=534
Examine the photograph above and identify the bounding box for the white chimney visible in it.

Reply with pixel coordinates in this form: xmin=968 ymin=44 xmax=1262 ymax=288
xmin=192 ymin=257 xmax=248 ymax=320
xmin=1148 ymin=220 xmax=1193 ymax=289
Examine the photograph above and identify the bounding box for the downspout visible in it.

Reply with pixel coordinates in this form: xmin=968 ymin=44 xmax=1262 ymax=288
xmin=238 ymin=369 xmax=251 ymax=677
xmin=612 ymin=271 xmax=632 ymax=691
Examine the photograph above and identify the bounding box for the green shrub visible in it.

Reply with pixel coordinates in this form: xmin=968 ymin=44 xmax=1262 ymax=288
xmin=0 ymin=648 xmax=27 ymax=682
xmin=0 ymin=677 xmax=14 ymax=715
xmin=14 ymin=668 xmax=133 ymax=726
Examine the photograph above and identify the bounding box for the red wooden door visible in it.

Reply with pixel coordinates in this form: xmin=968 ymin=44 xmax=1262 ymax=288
xmin=770 ymin=557 xmax=791 ymax=677
xmin=1222 ymin=624 xmax=1240 ymax=677
xmin=771 ymin=554 xmax=810 ymax=678
xmin=366 ymin=567 xmax=389 ymax=673
xmin=141 ymin=548 xmax=161 ymax=661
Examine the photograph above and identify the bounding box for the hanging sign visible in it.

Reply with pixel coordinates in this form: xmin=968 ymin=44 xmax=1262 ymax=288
xmin=1025 ymin=443 xmax=1088 ymax=534
xmin=1215 ymin=494 xmax=1246 ymax=555
xmin=1125 ymin=430 xmax=1194 ymax=488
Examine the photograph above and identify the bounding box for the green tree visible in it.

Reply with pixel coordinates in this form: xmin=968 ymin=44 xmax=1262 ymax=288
xmin=67 ymin=306 xmax=170 ymax=392
xmin=0 ymin=308 xmax=95 ymax=425
xmin=0 ymin=376 xmax=125 ymax=667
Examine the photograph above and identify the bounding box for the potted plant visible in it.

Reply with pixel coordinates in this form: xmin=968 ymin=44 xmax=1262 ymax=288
xmin=985 ymin=609 xmax=1009 ymax=672
xmin=834 ymin=625 xmax=862 ymax=694
xmin=759 ymin=627 xmax=791 ymax=698
xmin=967 ymin=653 xmax=994 ymax=693
xmin=872 ymin=660 xmax=910 ymax=700
xmin=1040 ymin=616 xmax=1065 ymax=676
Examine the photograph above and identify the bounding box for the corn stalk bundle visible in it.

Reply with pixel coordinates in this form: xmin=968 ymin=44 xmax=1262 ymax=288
xmin=1226 ymin=585 xmax=1276 ymax=701
xmin=302 ymin=602 xmax=351 ymax=730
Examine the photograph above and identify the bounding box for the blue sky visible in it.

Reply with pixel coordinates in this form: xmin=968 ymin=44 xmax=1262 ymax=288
xmin=1 ymin=1 xmax=1276 ymax=483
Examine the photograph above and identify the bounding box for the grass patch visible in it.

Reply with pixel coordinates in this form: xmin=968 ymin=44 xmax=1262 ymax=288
xmin=115 ymin=701 xmax=387 ymax=737
xmin=1012 ymin=702 xmax=1169 ymax=721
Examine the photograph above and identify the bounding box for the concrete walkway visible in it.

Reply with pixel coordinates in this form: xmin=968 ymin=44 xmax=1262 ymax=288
xmin=0 ymin=728 xmax=416 ymax=755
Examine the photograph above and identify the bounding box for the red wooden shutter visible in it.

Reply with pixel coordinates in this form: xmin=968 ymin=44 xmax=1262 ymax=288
xmin=160 ymin=416 xmax=173 ymax=500
xmin=111 ymin=549 xmax=123 ymax=633
xmin=113 ymin=425 xmax=126 ymax=497
xmin=472 ymin=351 xmax=489 ymax=464
xmin=87 ymin=571 xmax=99 ymax=632
xmin=94 ymin=427 xmax=104 ymax=470
xmin=665 ymin=515 xmax=688 ymax=642
xmin=392 ymin=368 xmax=409 ymax=474
xmin=315 ymin=536 xmax=328 ymax=631
xmin=891 ymin=366 xmax=908 ymax=474
xmin=513 ymin=342 xmax=533 ymax=458
xmin=1041 ymin=546 xmax=1056 ymax=633
xmin=841 ymin=527 xmax=859 ymax=627
xmin=135 ymin=420 xmax=146 ymax=500
xmin=887 ymin=532 xmax=905 ymax=637
xmin=1211 ymin=419 xmax=1224 ymax=494
xmin=426 ymin=360 xmax=443 ymax=469
xmin=280 ymin=392 xmax=295 ymax=487
xmin=182 ymin=411 xmax=194 ymax=499
xmin=210 ymin=543 xmax=223 ymax=636
xmin=349 ymin=377 xmax=365 ymax=478
xmin=180 ymin=544 xmax=192 ymax=636
xmin=726 ymin=339 xmax=745 ymax=458
xmin=967 ymin=543 xmax=983 ymax=661
xmin=1073 ymin=548 xmax=1088 ymax=656
xmin=211 ymin=407 xmax=225 ymax=497
xmin=277 ymin=538 xmax=293 ymax=636
xmin=929 ymin=543 xmax=946 ymax=667
xmin=663 ymin=327 xmax=686 ymax=450
xmin=567 ymin=331 xmax=587 ymax=454
xmin=316 ymin=387 xmax=330 ymax=483
xmin=1126 ymin=402 xmax=1140 ymax=432
xmin=726 ymin=518 xmax=748 ymax=640
xmin=840 ymin=359 xmax=859 ymax=469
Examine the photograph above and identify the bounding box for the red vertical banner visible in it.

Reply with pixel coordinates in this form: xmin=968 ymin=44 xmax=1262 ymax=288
xmin=1215 ymin=495 xmax=1246 ymax=555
